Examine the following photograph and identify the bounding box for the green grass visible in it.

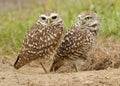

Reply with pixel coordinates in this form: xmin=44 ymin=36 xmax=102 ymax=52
xmin=0 ymin=0 xmax=120 ymax=57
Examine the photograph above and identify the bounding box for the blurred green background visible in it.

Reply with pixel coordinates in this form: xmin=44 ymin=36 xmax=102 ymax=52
xmin=0 ymin=0 xmax=120 ymax=57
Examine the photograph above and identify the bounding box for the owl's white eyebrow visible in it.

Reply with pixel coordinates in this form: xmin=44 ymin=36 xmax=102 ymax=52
xmin=78 ymin=14 xmax=81 ymax=17
xmin=40 ymin=15 xmax=47 ymax=18
xmin=85 ymin=15 xmax=92 ymax=18
xmin=50 ymin=13 xmax=58 ymax=17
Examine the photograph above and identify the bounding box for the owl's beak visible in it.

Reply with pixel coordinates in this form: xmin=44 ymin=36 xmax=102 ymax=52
xmin=88 ymin=20 xmax=99 ymax=28
xmin=46 ymin=19 xmax=52 ymax=24
xmin=80 ymin=20 xmax=86 ymax=25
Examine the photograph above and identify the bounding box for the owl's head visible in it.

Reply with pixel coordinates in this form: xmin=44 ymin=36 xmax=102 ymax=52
xmin=37 ymin=11 xmax=62 ymax=26
xmin=78 ymin=11 xmax=100 ymax=31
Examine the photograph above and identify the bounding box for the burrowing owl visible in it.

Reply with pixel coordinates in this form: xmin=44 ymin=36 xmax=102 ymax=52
xmin=14 ymin=11 xmax=65 ymax=73
xmin=50 ymin=11 xmax=100 ymax=72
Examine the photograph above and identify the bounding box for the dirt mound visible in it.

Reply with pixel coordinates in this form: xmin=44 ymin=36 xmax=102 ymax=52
xmin=82 ymin=37 xmax=120 ymax=71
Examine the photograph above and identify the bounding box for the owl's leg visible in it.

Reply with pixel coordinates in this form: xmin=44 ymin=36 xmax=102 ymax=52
xmin=73 ymin=63 xmax=79 ymax=72
xmin=73 ymin=59 xmax=86 ymax=72
xmin=49 ymin=60 xmax=55 ymax=72
xmin=40 ymin=62 xmax=47 ymax=73
xmin=50 ymin=59 xmax=64 ymax=72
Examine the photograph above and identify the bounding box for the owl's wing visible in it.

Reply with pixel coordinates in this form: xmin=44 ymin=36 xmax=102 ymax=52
xmin=50 ymin=26 xmax=88 ymax=71
xmin=14 ymin=24 xmax=43 ymax=69
xmin=57 ymin=26 xmax=88 ymax=58
xmin=14 ymin=24 xmax=65 ymax=69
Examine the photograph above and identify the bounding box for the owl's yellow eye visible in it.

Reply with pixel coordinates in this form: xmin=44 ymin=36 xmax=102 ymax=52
xmin=85 ymin=17 xmax=92 ymax=20
xmin=52 ymin=16 xmax=57 ymax=19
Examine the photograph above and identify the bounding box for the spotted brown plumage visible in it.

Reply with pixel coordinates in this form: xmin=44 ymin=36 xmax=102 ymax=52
xmin=50 ymin=11 xmax=100 ymax=72
xmin=14 ymin=11 xmax=65 ymax=73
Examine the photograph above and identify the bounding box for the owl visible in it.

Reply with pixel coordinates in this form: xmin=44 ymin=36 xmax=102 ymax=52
xmin=14 ymin=11 xmax=65 ymax=73
xmin=50 ymin=11 xmax=100 ymax=72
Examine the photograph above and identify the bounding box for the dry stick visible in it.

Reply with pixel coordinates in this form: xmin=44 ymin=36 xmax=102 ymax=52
xmin=40 ymin=62 xmax=47 ymax=73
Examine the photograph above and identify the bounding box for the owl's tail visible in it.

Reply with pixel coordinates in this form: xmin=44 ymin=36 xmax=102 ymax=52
xmin=14 ymin=55 xmax=26 ymax=69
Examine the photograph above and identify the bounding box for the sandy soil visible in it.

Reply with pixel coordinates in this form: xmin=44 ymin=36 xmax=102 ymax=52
xmin=0 ymin=57 xmax=120 ymax=86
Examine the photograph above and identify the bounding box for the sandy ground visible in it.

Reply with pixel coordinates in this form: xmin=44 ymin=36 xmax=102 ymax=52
xmin=0 ymin=57 xmax=120 ymax=86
